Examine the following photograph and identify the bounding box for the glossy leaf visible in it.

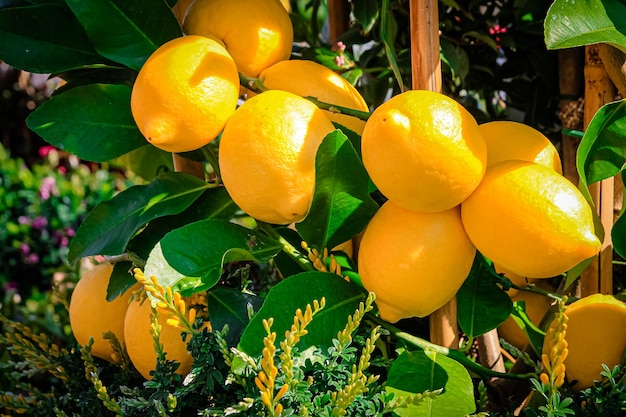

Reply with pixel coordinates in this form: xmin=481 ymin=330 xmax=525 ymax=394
xmin=509 ymin=300 xmax=547 ymax=357
xmin=0 ymin=3 xmax=104 ymax=73
xmin=296 ymin=130 xmax=377 ymax=252
xmin=387 ymin=350 xmax=476 ymax=417
xmin=238 ymin=271 xmax=365 ymax=356
xmin=545 ymin=0 xmax=626 ymax=53
xmin=113 ymin=145 xmax=174 ymax=182
xmin=576 ymin=99 xmax=626 ymax=257
xmin=207 ymin=287 xmax=264 ymax=347
xmin=68 ymin=172 xmax=209 ymax=265
xmin=457 ymin=254 xmax=513 ymax=339
xmin=352 ymin=0 xmax=379 ymax=34
xmin=26 ymin=84 xmax=147 ymax=162
xmin=65 ymin=0 xmax=181 ymax=71
xmin=128 ymin=186 xmax=238 ymax=260
xmin=106 ymin=261 xmax=137 ymax=302
xmin=159 ymin=219 xmax=283 ymax=291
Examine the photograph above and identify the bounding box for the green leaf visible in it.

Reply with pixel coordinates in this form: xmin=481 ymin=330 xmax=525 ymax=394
xmin=352 ymin=0 xmax=379 ymax=34
xmin=440 ymin=38 xmax=470 ymax=84
xmin=207 ymin=287 xmax=264 ymax=347
xmin=65 ymin=0 xmax=181 ymax=71
xmin=113 ymin=145 xmax=174 ymax=182
xmin=128 ymin=186 xmax=238 ymax=259
xmin=159 ymin=219 xmax=283 ymax=291
xmin=612 ymin=172 xmax=626 ymax=259
xmin=510 ymin=300 xmax=547 ymax=356
xmin=0 ymin=3 xmax=105 ymax=73
xmin=380 ymin=0 xmax=403 ymax=91
xmin=387 ymin=350 xmax=476 ymax=417
xmin=545 ymin=0 xmax=626 ymax=52
xmin=238 ymin=271 xmax=365 ymax=356
xmin=106 ymin=261 xmax=137 ymax=302
xmin=457 ymin=254 xmax=513 ymax=339
xmin=575 ymin=99 xmax=626 ymax=256
xmin=296 ymin=130 xmax=378 ymax=252
xmin=68 ymin=172 xmax=209 ymax=265
xmin=26 ymin=84 xmax=147 ymax=162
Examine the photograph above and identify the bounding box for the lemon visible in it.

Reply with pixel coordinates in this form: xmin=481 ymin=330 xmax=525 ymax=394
xmin=257 ymin=59 xmax=369 ymax=134
xmin=361 ymin=90 xmax=487 ymax=213
xmin=478 ymin=121 xmax=563 ymax=174
xmin=124 ymin=297 xmax=194 ymax=380
xmin=183 ymin=0 xmax=294 ymax=77
xmin=461 ymin=160 xmax=601 ymax=278
xmin=130 ymin=35 xmax=239 ymax=153
xmin=542 ymin=294 xmax=626 ymax=390
xmin=219 ymin=90 xmax=335 ymax=225
xmin=69 ymin=263 xmax=138 ymax=363
xmin=357 ymin=201 xmax=476 ymax=322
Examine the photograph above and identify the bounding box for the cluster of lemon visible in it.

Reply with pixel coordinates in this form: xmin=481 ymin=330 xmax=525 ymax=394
xmin=71 ymin=0 xmax=625 ymax=390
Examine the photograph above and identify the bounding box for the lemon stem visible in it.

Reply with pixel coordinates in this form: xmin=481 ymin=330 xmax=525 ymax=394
xmin=366 ymin=313 xmax=537 ymax=381
xmin=102 ymin=252 xmax=146 ymax=268
xmin=238 ymin=73 xmax=371 ymax=121
xmin=257 ymin=222 xmax=315 ymax=272
xmin=199 ymin=144 xmax=221 ymax=184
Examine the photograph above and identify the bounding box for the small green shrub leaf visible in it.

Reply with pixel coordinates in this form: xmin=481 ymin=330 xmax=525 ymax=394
xmin=297 ymin=130 xmax=377 ymax=252
xmin=26 ymin=84 xmax=147 ymax=162
xmin=68 ymin=172 xmax=209 ymax=265
xmin=238 ymin=271 xmax=365 ymax=356
xmin=387 ymin=350 xmax=476 ymax=417
xmin=544 ymin=0 xmax=626 ymax=53
xmin=457 ymin=254 xmax=512 ymax=339
xmin=0 ymin=3 xmax=104 ymax=73
xmin=158 ymin=219 xmax=283 ymax=291
xmin=65 ymin=0 xmax=181 ymax=71
xmin=352 ymin=0 xmax=379 ymax=34
xmin=207 ymin=287 xmax=264 ymax=347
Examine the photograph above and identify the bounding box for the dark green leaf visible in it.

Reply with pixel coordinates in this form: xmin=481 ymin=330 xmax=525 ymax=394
xmin=0 ymin=3 xmax=105 ymax=73
xmin=159 ymin=219 xmax=283 ymax=290
xmin=65 ymin=0 xmax=182 ymax=71
xmin=106 ymin=261 xmax=137 ymax=302
xmin=53 ymin=67 xmax=137 ymax=91
xmin=68 ymin=172 xmax=209 ymax=265
xmin=113 ymin=145 xmax=174 ymax=182
xmin=238 ymin=271 xmax=365 ymax=356
xmin=612 ymin=171 xmax=626 ymax=258
xmin=352 ymin=0 xmax=379 ymax=34
xmin=457 ymin=254 xmax=513 ymax=339
xmin=128 ymin=186 xmax=238 ymax=259
xmin=544 ymin=0 xmax=626 ymax=52
xmin=441 ymin=38 xmax=470 ymax=84
xmin=272 ymin=227 xmax=310 ymax=279
xmin=577 ymin=99 xmax=626 ymax=187
xmin=26 ymin=84 xmax=147 ymax=162
xmin=207 ymin=287 xmax=264 ymax=347
xmin=509 ymin=300 xmax=547 ymax=357
xmin=297 ymin=130 xmax=377 ymax=251
xmin=387 ymin=350 xmax=476 ymax=417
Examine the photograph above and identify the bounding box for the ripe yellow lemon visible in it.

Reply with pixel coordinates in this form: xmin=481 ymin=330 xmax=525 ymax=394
xmin=357 ymin=201 xmax=476 ymax=322
xmin=69 ymin=263 xmax=138 ymax=363
xmin=171 ymin=0 xmax=193 ymax=25
xmin=257 ymin=59 xmax=369 ymax=134
xmin=461 ymin=160 xmax=601 ymax=278
xmin=478 ymin=121 xmax=563 ymax=174
xmin=130 ymin=35 xmax=239 ymax=153
xmin=542 ymin=294 xmax=626 ymax=390
xmin=361 ymin=90 xmax=487 ymax=213
xmin=124 ymin=297 xmax=195 ymax=380
xmin=183 ymin=0 xmax=294 ymax=77
xmin=219 ymin=90 xmax=335 ymax=225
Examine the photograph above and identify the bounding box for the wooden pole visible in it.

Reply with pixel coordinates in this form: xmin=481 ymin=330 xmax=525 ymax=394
xmin=558 ymin=48 xmax=584 ymax=186
xmin=408 ymin=0 xmax=457 ymax=348
xmin=580 ymin=45 xmax=616 ymax=296
xmin=172 ymin=154 xmax=205 ymax=180
xmin=327 ymin=0 xmax=351 ymax=43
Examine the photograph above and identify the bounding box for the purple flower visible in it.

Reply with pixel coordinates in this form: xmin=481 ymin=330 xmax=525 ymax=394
xmin=32 ymin=216 xmax=48 ymax=230
xmin=25 ymin=253 xmax=40 ymax=264
xmin=18 ymin=216 xmax=30 ymax=225
xmin=20 ymin=243 xmax=30 ymax=255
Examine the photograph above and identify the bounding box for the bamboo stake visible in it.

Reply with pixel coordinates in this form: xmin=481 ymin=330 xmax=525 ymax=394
xmin=172 ymin=153 xmax=205 ymax=180
xmin=327 ymin=0 xmax=351 ymax=43
xmin=477 ymin=329 xmax=505 ymax=373
xmin=408 ymin=0 xmax=457 ymax=348
xmin=580 ymin=44 xmax=616 ymax=296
